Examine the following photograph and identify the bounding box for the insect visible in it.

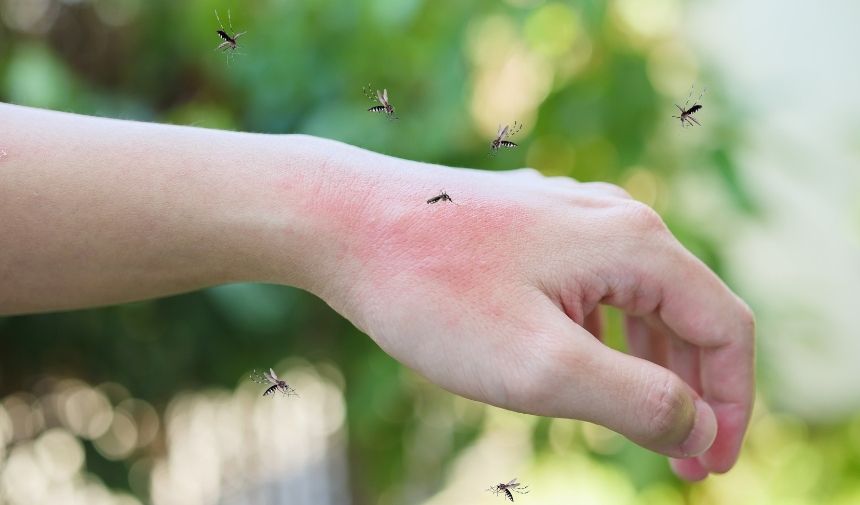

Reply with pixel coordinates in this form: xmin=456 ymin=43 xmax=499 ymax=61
xmin=249 ymin=368 xmax=298 ymax=397
xmin=214 ymin=9 xmax=246 ymax=62
xmin=363 ymin=85 xmax=397 ymax=119
xmin=672 ymin=85 xmax=707 ymax=127
xmin=426 ymin=189 xmax=455 ymax=205
xmin=490 ymin=122 xmax=523 ymax=153
xmin=487 ymin=478 xmax=530 ymax=502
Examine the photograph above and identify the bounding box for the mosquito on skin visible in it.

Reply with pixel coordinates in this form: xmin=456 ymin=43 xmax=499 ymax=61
xmin=426 ymin=189 xmax=457 ymax=205
xmin=249 ymin=368 xmax=298 ymax=398
xmin=487 ymin=478 xmax=530 ymax=502
xmin=363 ymin=85 xmax=397 ymax=119
xmin=490 ymin=121 xmax=522 ymax=154
xmin=214 ymin=9 xmax=246 ymax=63
xmin=673 ymin=84 xmax=707 ymax=127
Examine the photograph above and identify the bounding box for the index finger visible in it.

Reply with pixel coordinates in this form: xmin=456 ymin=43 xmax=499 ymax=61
xmin=657 ymin=245 xmax=756 ymax=473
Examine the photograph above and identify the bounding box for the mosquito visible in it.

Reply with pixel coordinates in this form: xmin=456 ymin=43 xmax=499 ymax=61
xmin=426 ymin=189 xmax=457 ymax=205
xmin=363 ymin=85 xmax=397 ymax=119
xmin=249 ymin=368 xmax=298 ymax=397
xmin=490 ymin=121 xmax=522 ymax=153
xmin=487 ymin=478 xmax=530 ymax=502
xmin=673 ymin=85 xmax=707 ymax=127
xmin=215 ymin=9 xmax=246 ymax=62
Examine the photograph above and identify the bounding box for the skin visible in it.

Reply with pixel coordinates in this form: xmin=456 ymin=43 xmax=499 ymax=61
xmin=0 ymin=103 xmax=754 ymax=480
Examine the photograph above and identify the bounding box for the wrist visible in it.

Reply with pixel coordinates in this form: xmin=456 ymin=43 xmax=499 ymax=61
xmin=227 ymin=134 xmax=380 ymax=296
xmin=243 ymin=135 xmax=439 ymax=308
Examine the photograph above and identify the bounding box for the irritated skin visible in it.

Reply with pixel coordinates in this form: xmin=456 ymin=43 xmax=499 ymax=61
xmin=0 ymin=103 xmax=755 ymax=481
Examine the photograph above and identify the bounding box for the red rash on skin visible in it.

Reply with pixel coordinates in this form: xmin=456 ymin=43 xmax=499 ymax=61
xmin=357 ymin=202 xmax=534 ymax=290
xmin=306 ymin=186 xmax=539 ymax=309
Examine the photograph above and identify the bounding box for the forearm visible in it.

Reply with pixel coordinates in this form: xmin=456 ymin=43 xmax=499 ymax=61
xmin=0 ymin=103 xmax=333 ymax=314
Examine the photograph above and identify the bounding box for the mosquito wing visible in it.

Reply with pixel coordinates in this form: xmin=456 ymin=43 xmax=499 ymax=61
xmin=264 ymin=368 xmax=279 ymax=383
xmin=506 ymin=478 xmax=519 ymax=487
xmin=383 ymin=88 xmax=389 ymax=104
xmin=495 ymin=124 xmax=505 ymax=140
xmin=376 ymin=89 xmax=386 ymax=106
xmin=499 ymin=125 xmax=510 ymax=141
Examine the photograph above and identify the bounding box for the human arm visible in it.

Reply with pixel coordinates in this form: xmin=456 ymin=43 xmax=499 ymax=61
xmin=0 ymin=102 xmax=327 ymax=311
xmin=0 ymin=103 xmax=754 ymax=479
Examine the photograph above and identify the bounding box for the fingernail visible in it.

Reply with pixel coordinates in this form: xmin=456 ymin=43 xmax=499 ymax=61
xmin=680 ymin=399 xmax=717 ymax=457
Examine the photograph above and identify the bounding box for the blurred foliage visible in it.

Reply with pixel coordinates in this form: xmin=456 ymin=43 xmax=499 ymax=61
xmin=1 ymin=0 xmax=857 ymax=504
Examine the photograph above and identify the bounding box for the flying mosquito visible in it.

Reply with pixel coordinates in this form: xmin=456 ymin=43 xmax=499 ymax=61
xmin=363 ymin=85 xmax=397 ymax=119
xmin=673 ymin=85 xmax=707 ymax=127
xmin=490 ymin=121 xmax=523 ymax=153
xmin=249 ymin=368 xmax=298 ymax=398
xmin=214 ymin=9 xmax=246 ymax=61
xmin=487 ymin=478 xmax=530 ymax=502
xmin=426 ymin=189 xmax=455 ymax=205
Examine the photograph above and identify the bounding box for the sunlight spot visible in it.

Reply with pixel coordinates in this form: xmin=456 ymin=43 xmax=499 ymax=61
xmin=647 ymin=41 xmax=700 ymax=98
xmin=623 ymin=167 xmax=662 ymax=209
xmin=34 ymin=428 xmax=85 ymax=481
xmin=524 ymin=3 xmax=581 ymax=59
xmin=93 ymin=0 xmax=142 ymax=27
xmin=580 ymin=422 xmax=624 ymax=455
xmin=61 ymin=386 xmax=114 ymax=439
xmin=526 ymin=136 xmax=577 ymax=176
xmin=614 ymin=0 xmax=681 ymax=44
xmin=0 ymin=0 xmax=58 ymax=34
xmin=466 ymin=15 xmax=551 ymax=137
xmin=94 ymin=409 xmax=138 ymax=460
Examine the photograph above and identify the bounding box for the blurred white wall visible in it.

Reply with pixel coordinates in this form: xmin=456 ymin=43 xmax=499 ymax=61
xmin=689 ymin=0 xmax=860 ymax=419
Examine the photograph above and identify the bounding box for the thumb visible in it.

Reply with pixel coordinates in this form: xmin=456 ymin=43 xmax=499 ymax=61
xmin=591 ymin=347 xmax=718 ymax=457
xmin=537 ymin=310 xmax=717 ymax=458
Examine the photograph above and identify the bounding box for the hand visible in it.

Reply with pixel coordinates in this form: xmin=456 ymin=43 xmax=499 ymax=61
xmin=297 ymin=151 xmax=755 ymax=480
xmin=0 ymin=103 xmax=753 ymax=479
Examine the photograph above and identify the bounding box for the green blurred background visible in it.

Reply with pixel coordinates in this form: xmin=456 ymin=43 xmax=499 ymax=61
xmin=2 ymin=0 xmax=860 ymax=504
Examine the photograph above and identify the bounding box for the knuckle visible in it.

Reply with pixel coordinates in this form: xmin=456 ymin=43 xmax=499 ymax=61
xmin=515 ymin=167 xmax=542 ymax=178
xmin=550 ymin=175 xmax=579 ymax=186
xmin=619 ymin=201 xmax=668 ymax=234
xmin=589 ymin=182 xmax=632 ymax=199
xmin=737 ymin=298 xmax=756 ymax=333
xmin=735 ymin=297 xmax=756 ymax=344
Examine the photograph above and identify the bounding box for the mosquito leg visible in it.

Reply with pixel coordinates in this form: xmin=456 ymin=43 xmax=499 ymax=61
xmin=684 ymin=84 xmax=694 ymax=109
xmin=215 ymin=9 xmax=225 ymax=31
xmin=363 ymin=85 xmax=378 ymax=102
